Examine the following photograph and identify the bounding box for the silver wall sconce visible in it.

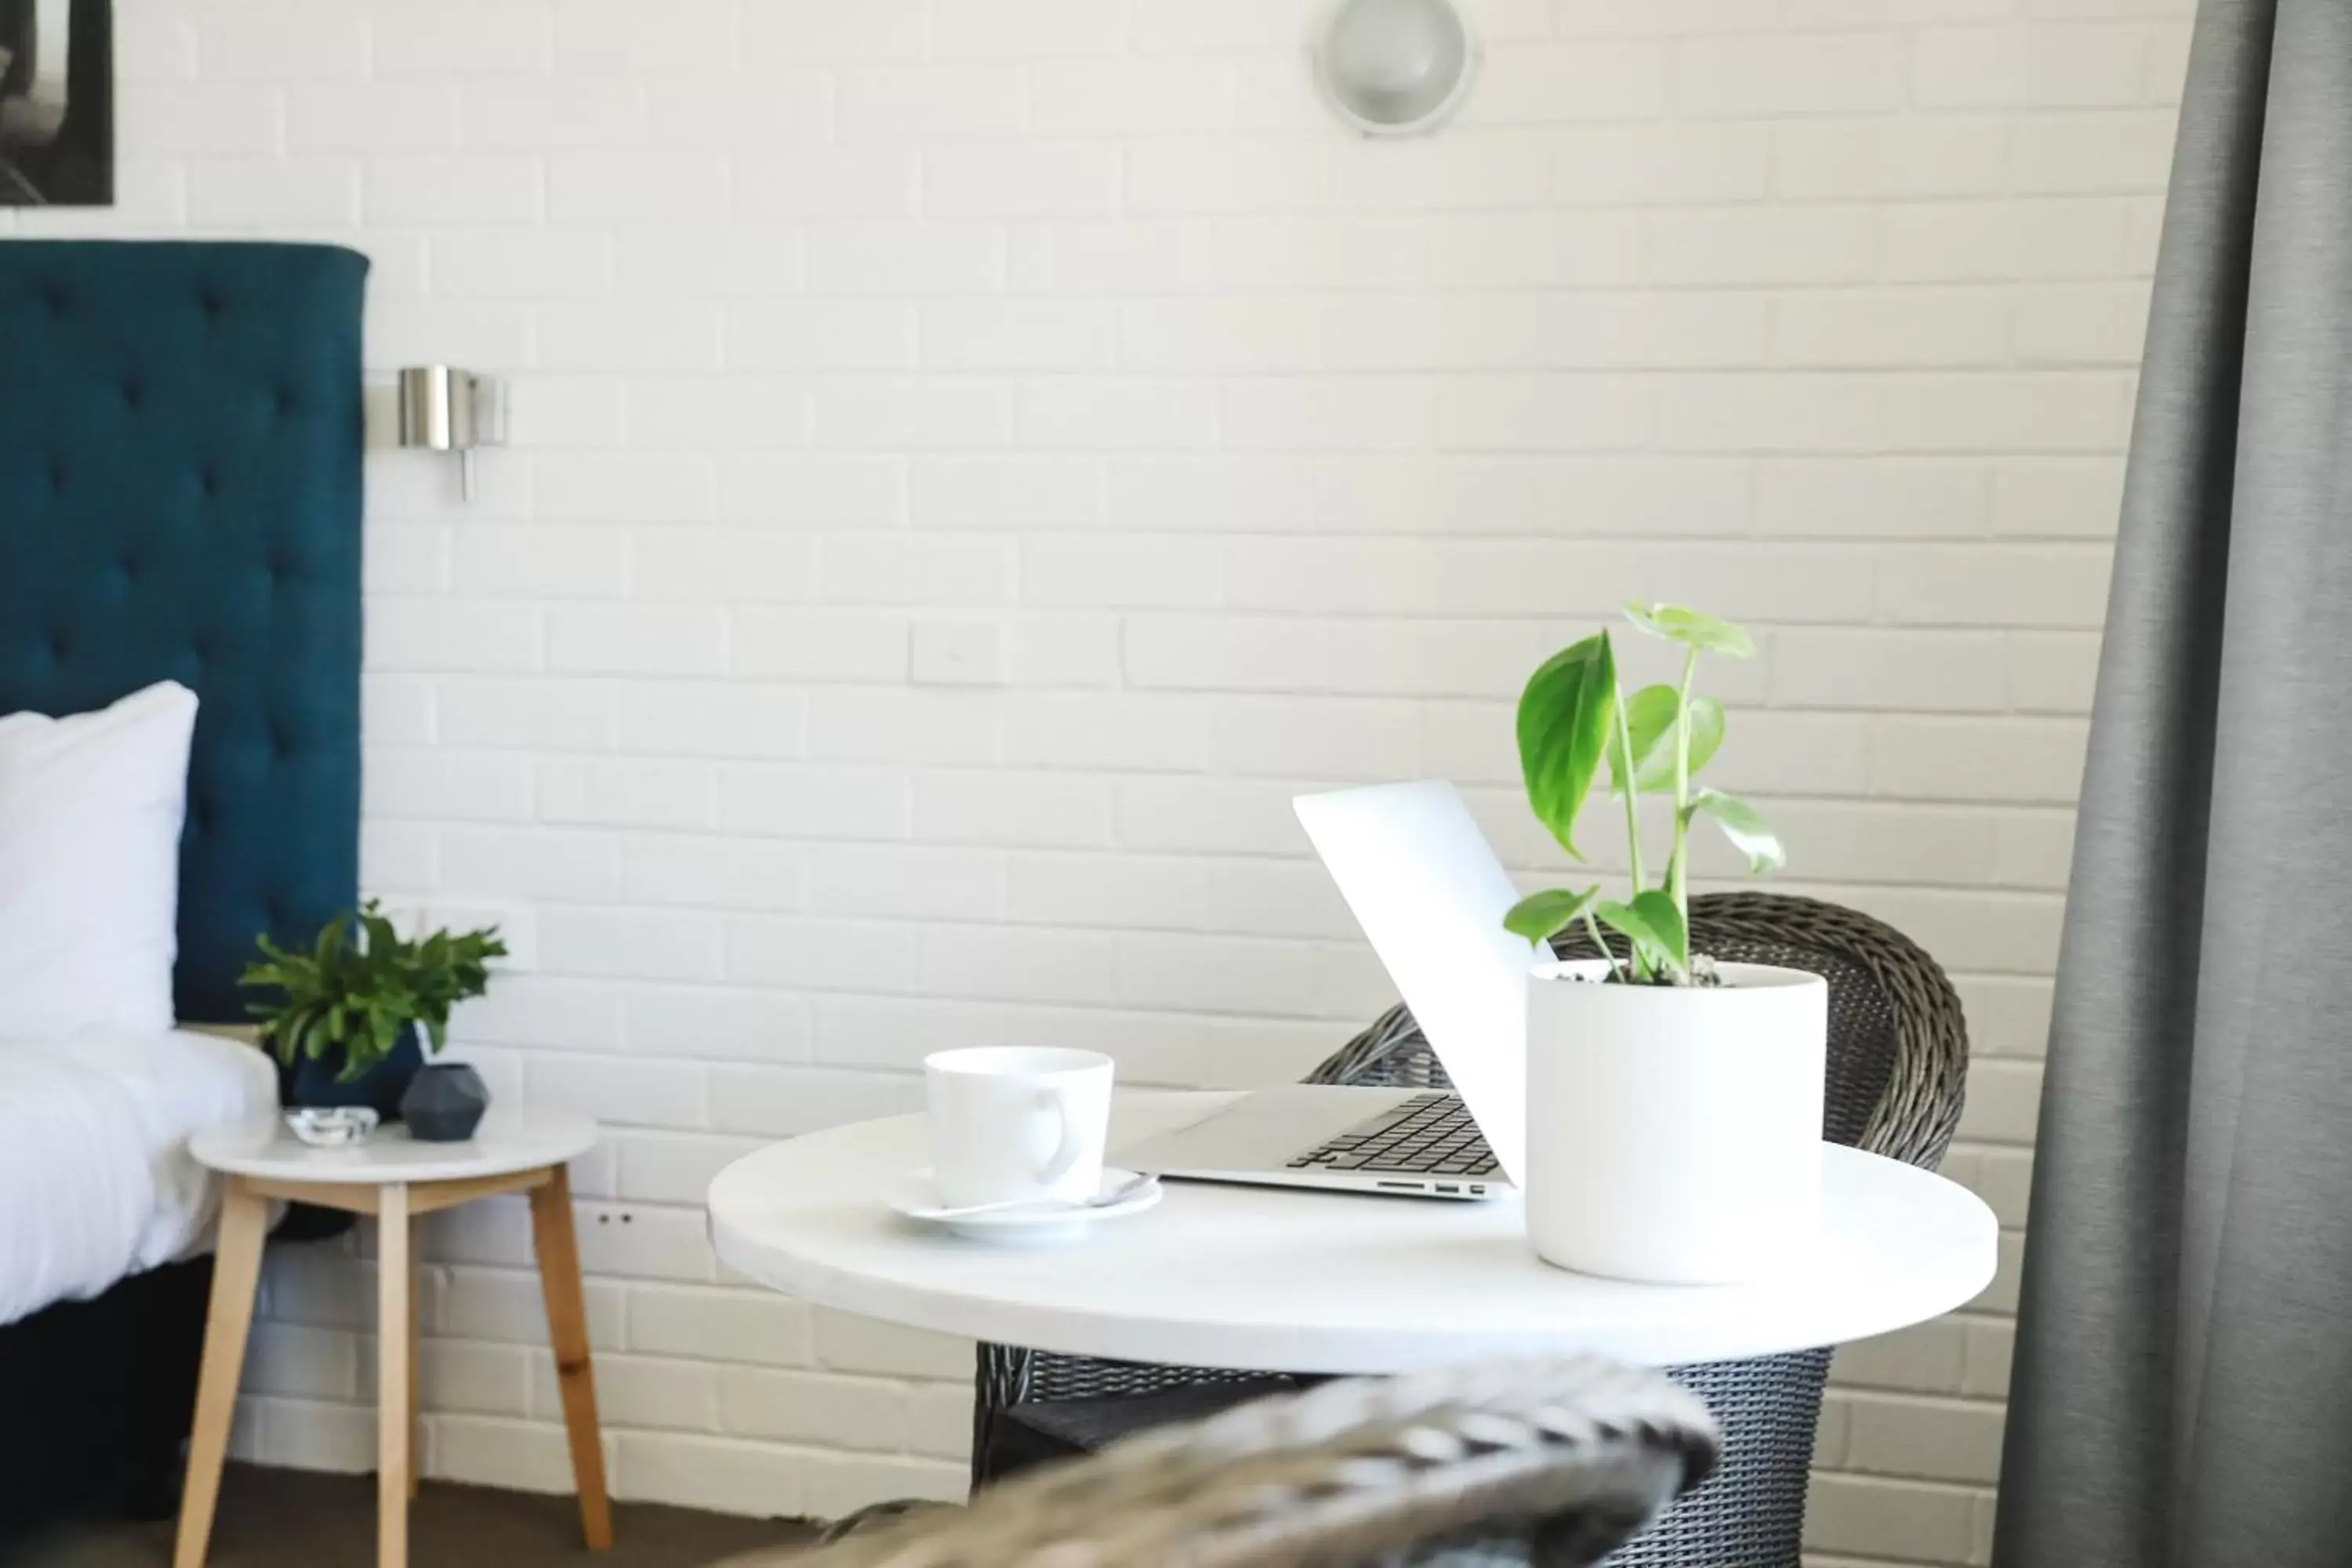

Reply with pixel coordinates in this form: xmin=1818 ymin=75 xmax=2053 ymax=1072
xmin=396 ymin=366 xmax=506 ymax=502
xmin=1314 ymin=0 xmax=1479 ymax=138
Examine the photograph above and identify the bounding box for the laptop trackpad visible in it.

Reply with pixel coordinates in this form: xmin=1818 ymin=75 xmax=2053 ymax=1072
xmin=1114 ymin=1086 xmax=1416 ymax=1175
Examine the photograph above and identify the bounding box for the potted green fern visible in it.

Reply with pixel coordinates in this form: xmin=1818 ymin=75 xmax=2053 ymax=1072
xmin=1505 ymin=604 xmax=1827 ymax=1284
xmin=241 ymin=904 xmax=506 ymax=1138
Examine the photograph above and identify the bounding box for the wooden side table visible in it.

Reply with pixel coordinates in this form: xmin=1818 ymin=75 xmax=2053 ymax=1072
xmin=179 ymin=1107 xmax=609 ymax=1568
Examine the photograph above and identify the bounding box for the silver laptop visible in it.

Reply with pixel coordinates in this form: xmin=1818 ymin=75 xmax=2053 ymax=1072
xmin=1115 ymin=781 xmax=1529 ymax=1201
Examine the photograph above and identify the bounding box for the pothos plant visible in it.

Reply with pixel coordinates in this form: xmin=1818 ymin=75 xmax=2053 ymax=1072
xmin=1502 ymin=604 xmax=1786 ymax=985
xmin=240 ymin=903 xmax=507 ymax=1080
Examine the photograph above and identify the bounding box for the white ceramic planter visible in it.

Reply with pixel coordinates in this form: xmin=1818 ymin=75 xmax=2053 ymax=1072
xmin=1525 ymin=959 xmax=1828 ymax=1285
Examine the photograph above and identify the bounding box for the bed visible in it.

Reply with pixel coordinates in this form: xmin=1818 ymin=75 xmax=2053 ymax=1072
xmin=0 ymin=1033 xmax=278 ymax=1329
xmin=0 ymin=241 xmax=367 ymax=1530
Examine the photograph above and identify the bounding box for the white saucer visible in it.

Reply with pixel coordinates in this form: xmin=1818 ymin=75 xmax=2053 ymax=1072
xmin=882 ymin=1167 xmax=1162 ymax=1243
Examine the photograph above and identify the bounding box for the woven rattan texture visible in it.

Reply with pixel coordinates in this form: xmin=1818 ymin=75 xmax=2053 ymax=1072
xmin=742 ymin=1359 xmax=1718 ymax=1568
xmin=978 ymin=894 xmax=1970 ymax=1566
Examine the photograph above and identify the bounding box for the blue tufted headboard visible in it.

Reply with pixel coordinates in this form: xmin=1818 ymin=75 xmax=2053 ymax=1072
xmin=0 ymin=241 xmax=368 ymax=1025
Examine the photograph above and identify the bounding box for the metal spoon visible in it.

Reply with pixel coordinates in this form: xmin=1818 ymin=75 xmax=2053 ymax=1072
xmin=918 ymin=1171 xmax=1159 ymax=1222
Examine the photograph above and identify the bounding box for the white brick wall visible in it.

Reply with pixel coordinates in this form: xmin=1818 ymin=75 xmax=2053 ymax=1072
xmin=5 ymin=1 xmax=2191 ymax=1559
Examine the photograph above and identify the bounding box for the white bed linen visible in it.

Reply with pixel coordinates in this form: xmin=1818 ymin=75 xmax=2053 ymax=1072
xmin=0 ymin=1030 xmax=278 ymax=1327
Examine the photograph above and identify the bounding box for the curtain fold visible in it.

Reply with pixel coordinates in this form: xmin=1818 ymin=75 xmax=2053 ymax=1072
xmin=1994 ymin=2 xmax=2352 ymax=1563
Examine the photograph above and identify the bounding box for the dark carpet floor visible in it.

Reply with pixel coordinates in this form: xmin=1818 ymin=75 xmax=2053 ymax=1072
xmin=5 ymin=1465 xmax=815 ymax=1567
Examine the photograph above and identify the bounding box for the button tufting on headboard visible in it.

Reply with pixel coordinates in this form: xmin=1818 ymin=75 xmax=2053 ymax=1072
xmin=0 ymin=241 xmax=369 ymax=1027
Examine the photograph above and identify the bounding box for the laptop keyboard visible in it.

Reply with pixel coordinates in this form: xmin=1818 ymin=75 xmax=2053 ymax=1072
xmin=1288 ymin=1092 xmax=1500 ymax=1177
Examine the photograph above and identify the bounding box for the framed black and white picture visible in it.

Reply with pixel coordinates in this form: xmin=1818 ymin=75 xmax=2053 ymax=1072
xmin=0 ymin=0 xmax=111 ymax=207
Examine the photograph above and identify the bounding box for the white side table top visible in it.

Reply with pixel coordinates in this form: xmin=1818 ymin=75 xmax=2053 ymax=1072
xmin=708 ymin=1092 xmax=1999 ymax=1375
xmin=191 ymin=1105 xmax=599 ymax=1185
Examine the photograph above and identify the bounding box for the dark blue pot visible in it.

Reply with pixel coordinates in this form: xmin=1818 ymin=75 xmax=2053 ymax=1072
xmin=285 ymin=1025 xmax=423 ymax=1121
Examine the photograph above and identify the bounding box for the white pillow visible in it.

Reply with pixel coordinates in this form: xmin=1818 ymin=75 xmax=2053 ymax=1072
xmin=0 ymin=682 xmax=198 ymax=1039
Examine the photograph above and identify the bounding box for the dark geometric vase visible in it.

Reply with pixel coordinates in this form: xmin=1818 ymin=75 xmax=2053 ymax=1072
xmin=285 ymin=1025 xmax=423 ymax=1121
xmin=400 ymin=1062 xmax=491 ymax=1142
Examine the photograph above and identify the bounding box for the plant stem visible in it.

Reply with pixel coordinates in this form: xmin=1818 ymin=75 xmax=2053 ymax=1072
xmin=1607 ymin=676 xmax=1650 ymax=979
xmin=1579 ymin=908 xmax=1622 ymax=983
xmin=1666 ymin=645 xmax=1700 ymax=924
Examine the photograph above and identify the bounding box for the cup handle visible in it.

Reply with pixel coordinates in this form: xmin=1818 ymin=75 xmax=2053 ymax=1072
xmin=1032 ymin=1091 xmax=1083 ymax=1186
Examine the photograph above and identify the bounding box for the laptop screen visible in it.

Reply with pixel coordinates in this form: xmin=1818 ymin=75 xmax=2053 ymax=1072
xmin=1294 ymin=781 xmax=1531 ymax=1186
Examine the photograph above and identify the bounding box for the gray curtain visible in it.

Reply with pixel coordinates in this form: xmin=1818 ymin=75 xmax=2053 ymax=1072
xmin=1994 ymin=3 xmax=2352 ymax=1565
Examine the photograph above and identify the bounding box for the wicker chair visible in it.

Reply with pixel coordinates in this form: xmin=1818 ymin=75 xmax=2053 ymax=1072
xmin=720 ymin=1357 xmax=1719 ymax=1568
xmin=975 ymin=893 xmax=1969 ymax=1567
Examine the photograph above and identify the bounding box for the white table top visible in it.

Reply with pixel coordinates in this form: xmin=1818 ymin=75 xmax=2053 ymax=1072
xmin=191 ymin=1105 xmax=599 ymax=1185
xmin=708 ymin=1093 xmax=1999 ymax=1375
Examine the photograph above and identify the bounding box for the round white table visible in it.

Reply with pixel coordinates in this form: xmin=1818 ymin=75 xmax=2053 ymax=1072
xmin=709 ymin=1093 xmax=1999 ymax=1375
xmin=179 ymin=1107 xmax=605 ymax=1568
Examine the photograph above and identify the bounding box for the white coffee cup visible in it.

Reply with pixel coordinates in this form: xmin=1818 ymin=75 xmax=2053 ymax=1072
xmin=924 ymin=1047 xmax=1114 ymax=1210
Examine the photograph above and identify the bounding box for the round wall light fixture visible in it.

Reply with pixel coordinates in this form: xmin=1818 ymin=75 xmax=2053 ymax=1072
xmin=1314 ymin=0 xmax=1479 ymax=138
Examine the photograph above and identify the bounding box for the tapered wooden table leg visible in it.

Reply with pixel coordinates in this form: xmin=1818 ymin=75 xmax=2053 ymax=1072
xmin=378 ymin=1183 xmax=412 ymax=1568
xmin=530 ymin=1165 xmax=612 ymax=1551
xmin=173 ymin=1181 xmax=270 ymax=1568
xmin=409 ymin=1218 xmax=422 ymax=1501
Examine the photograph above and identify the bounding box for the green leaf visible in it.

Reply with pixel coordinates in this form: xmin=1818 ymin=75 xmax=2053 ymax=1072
xmin=1609 ymin=685 xmax=1726 ymax=796
xmin=1632 ymin=890 xmax=1689 ymax=970
xmin=1516 ymin=633 xmax=1617 ymax=861
xmin=1692 ymin=788 xmax=1786 ymax=876
xmin=1595 ymin=891 xmax=1690 ymax=978
xmin=1502 ymin=887 xmax=1601 ymax=949
xmin=238 ymin=904 xmax=503 ymax=1076
xmin=1622 ymin=603 xmax=1756 ymax=659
